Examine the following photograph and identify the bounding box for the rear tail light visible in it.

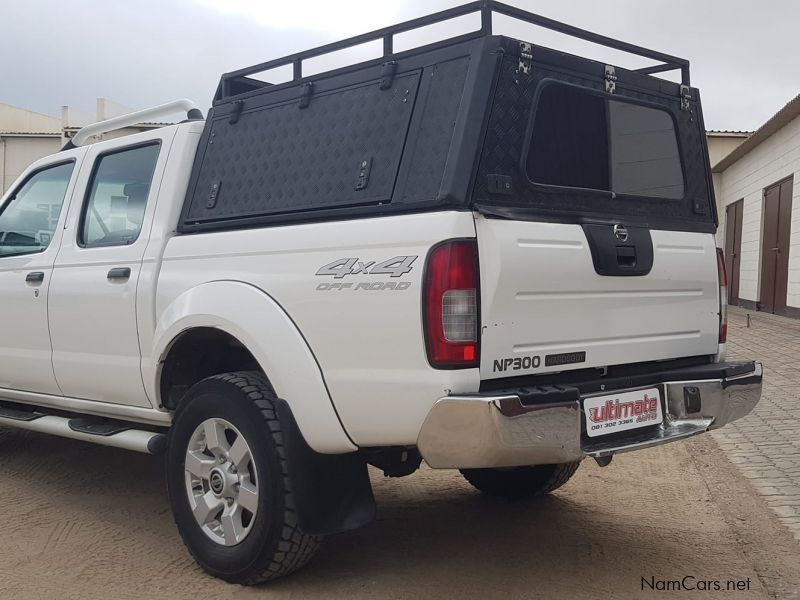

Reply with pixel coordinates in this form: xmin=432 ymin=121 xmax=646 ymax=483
xmin=717 ymin=248 xmax=728 ymax=343
xmin=423 ymin=240 xmax=480 ymax=368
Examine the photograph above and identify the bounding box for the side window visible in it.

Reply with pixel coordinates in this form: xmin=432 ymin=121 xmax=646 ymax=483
xmin=0 ymin=161 xmax=74 ymax=258
xmin=80 ymin=143 xmax=160 ymax=247
xmin=526 ymin=83 xmax=684 ymax=200
xmin=528 ymin=84 xmax=610 ymax=191
xmin=608 ymin=101 xmax=684 ymax=199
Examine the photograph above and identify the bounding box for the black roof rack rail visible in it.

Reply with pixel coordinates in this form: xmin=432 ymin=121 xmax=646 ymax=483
xmin=217 ymin=1 xmax=690 ymax=101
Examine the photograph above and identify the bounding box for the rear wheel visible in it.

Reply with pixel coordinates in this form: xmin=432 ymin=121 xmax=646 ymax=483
xmin=166 ymin=371 xmax=320 ymax=584
xmin=460 ymin=462 xmax=580 ymax=498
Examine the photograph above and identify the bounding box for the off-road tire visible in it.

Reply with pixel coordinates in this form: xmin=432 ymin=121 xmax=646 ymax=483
xmin=460 ymin=461 xmax=581 ymax=498
xmin=166 ymin=371 xmax=320 ymax=584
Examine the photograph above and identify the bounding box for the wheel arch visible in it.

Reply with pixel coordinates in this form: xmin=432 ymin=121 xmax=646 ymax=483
xmin=159 ymin=326 xmax=260 ymax=409
xmin=150 ymin=280 xmax=356 ymax=453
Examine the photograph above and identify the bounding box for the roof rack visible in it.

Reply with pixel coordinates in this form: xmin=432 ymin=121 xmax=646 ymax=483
xmin=219 ymin=0 xmax=690 ymax=101
xmin=62 ymin=99 xmax=203 ymax=150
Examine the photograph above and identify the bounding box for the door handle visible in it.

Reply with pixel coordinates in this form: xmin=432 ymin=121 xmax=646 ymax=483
xmin=25 ymin=271 xmax=44 ymax=283
xmin=107 ymin=267 xmax=131 ymax=281
xmin=616 ymin=245 xmax=636 ymax=268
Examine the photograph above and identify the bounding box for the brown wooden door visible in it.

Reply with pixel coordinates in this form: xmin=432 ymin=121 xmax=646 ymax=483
xmin=760 ymin=177 xmax=793 ymax=314
xmin=724 ymin=199 xmax=744 ymax=305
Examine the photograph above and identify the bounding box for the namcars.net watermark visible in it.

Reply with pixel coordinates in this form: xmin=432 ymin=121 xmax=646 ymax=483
xmin=642 ymin=576 xmax=752 ymax=593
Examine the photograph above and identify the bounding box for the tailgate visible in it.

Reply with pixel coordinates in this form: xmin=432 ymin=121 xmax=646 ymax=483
xmin=476 ymin=217 xmax=720 ymax=380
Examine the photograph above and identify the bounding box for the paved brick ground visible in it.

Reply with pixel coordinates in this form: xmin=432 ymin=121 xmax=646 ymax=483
xmin=713 ymin=306 xmax=800 ymax=541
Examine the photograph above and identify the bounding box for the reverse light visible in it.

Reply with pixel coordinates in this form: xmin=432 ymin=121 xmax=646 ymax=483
xmin=717 ymin=248 xmax=728 ymax=344
xmin=423 ymin=240 xmax=480 ymax=368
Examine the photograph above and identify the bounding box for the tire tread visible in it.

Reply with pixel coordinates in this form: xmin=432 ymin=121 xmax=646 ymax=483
xmin=172 ymin=371 xmax=320 ymax=584
xmin=460 ymin=461 xmax=581 ymax=498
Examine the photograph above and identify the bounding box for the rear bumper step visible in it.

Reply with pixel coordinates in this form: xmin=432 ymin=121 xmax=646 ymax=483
xmin=0 ymin=404 xmax=166 ymax=455
xmin=417 ymin=361 xmax=762 ymax=469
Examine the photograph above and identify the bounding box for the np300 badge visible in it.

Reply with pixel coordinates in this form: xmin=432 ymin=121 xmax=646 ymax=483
xmin=493 ymin=355 xmax=541 ymax=372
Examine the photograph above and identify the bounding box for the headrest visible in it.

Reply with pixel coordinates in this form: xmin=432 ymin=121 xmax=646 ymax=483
xmin=123 ymin=182 xmax=150 ymax=199
xmin=124 ymin=182 xmax=150 ymax=225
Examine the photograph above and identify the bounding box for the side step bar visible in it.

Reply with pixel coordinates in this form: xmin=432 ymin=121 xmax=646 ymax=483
xmin=0 ymin=403 xmax=167 ymax=455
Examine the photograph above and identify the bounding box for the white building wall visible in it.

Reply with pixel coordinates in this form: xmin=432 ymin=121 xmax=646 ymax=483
xmin=707 ymin=134 xmax=749 ymax=168
xmin=0 ymin=103 xmax=62 ymax=195
xmin=0 ymin=103 xmax=60 ymax=133
xmin=706 ymin=133 xmax=749 ymax=223
xmin=717 ymin=114 xmax=800 ymax=308
xmin=0 ymin=135 xmax=62 ymax=194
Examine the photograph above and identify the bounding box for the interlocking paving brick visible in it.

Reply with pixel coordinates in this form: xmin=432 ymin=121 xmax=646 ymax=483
xmin=712 ymin=306 xmax=800 ymax=540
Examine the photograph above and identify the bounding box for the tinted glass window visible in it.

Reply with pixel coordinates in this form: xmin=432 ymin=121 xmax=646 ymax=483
xmin=527 ymin=84 xmax=684 ymax=199
xmin=80 ymin=144 xmax=159 ymax=247
xmin=608 ymin=101 xmax=684 ymax=198
xmin=0 ymin=161 xmax=74 ymax=257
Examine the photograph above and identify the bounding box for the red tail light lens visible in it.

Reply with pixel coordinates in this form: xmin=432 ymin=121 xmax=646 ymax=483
xmin=423 ymin=240 xmax=480 ymax=368
xmin=717 ymin=248 xmax=728 ymax=343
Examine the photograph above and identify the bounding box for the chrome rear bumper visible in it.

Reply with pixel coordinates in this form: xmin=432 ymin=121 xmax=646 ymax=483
xmin=417 ymin=361 xmax=762 ymax=469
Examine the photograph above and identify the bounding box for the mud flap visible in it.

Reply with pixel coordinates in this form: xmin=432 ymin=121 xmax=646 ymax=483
xmin=273 ymin=399 xmax=376 ymax=535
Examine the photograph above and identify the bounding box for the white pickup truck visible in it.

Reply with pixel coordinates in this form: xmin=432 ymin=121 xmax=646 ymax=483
xmin=0 ymin=2 xmax=762 ymax=585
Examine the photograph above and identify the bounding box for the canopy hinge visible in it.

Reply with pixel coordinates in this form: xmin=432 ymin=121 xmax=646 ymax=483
xmin=518 ymin=41 xmax=533 ymax=75
xmin=228 ymin=99 xmax=244 ymax=124
xmin=380 ymin=60 xmax=397 ymax=90
xmin=298 ymin=82 xmax=314 ymax=109
xmin=604 ymin=65 xmax=617 ymax=94
xmin=680 ymin=84 xmax=692 ymax=111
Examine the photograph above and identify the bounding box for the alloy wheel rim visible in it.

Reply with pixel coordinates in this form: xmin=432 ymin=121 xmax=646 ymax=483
xmin=184 ymin=418 xmax=259 ymax=546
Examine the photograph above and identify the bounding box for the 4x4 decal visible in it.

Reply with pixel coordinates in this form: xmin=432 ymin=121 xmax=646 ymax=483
xmin=316 ymin=256 xmax=417 ymax=279
xmin=315 ymin=256 xmax=417 ymax=292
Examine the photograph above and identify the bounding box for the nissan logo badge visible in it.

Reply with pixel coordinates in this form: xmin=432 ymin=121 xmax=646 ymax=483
xmin=613 ymin=224 xmax=629 ymax=242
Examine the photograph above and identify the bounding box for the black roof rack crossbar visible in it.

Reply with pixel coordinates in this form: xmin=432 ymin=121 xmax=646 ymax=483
xmin=492 ymin=2 xmax=690 ymax=85
xmin=218 ymin=1 xmax=690 ymax=100
xmin=634 ymin=63 xmax=686 ymax=77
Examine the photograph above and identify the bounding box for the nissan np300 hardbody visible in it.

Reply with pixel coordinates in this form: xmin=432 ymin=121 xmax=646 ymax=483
xmin=0 ymin=2 xmax=762 ymax=585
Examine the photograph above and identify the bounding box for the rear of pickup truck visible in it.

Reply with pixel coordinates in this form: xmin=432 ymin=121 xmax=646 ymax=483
xmin=416 ymin=219 xmax=761 ymax=469
xmin=416 ymin=42 xmax=762 ymax=469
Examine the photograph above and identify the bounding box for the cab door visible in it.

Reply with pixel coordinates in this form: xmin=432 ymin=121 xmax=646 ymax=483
xmin=0 ymin=154 xmax=83 ymax=395
xmin=49 ymin=130 xmax=174 ymax=407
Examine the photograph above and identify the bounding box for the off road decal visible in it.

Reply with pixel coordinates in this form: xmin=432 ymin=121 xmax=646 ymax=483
xmin=316 ymin=281 xmax=412 ymax=291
